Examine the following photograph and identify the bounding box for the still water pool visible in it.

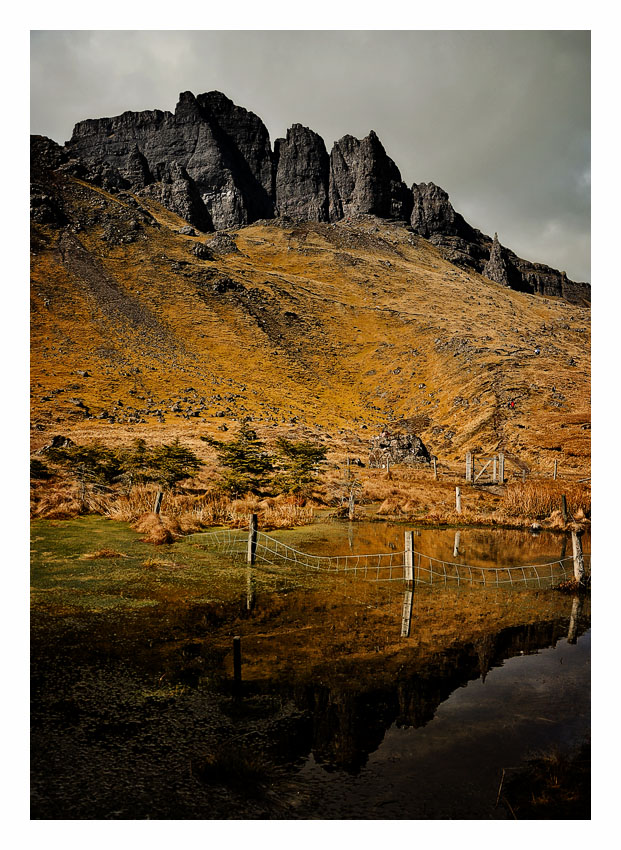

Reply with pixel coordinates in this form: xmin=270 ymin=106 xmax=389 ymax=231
xmin=31 ymin=518 xmax=590 ymax=819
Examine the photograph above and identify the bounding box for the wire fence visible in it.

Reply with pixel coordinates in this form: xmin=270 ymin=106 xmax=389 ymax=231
xmin=198 ymin=528 xmax=589 ymax=589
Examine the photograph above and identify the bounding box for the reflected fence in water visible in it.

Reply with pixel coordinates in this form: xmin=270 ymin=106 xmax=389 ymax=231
xmin=198 ymin=521 xmax=590 ymax=591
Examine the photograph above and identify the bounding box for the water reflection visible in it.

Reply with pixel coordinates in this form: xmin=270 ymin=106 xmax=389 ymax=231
xmin=567 ymin=595 xmax=583 ymax=644
xmin=400 ymin=589 xmax=413 ymax=637
xmin=31 ymin=543 xmax=591 ymax=819
xmin=291 ymin=520 xmax=591 ymax=571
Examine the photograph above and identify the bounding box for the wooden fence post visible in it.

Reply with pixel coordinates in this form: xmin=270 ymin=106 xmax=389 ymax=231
xmin=493 ymin=456 xmax=498 ymax=483
xmin=432 ymin=457 xmax=438 ymax=480
xmin=466 ymin=452 xmax=473 ymax=482
xmin=561 ymin=495 xmax=568 ymax=523
xmin=404 ymin=531 xmax=414 ymax=582
xmin=571 ymin=530 xmax=585 ymax=584
xmin=153 ymin=491 xmax=163 ymax=514
xmin=456 ymin=486 xmax=462 ymax=514
xmin=247 ymin=513 xmax=258 ymax=565
xmin=498 ymin=453 xmax=505 ymax=484
xmin=553 ymin=459 xmax=558 ymax=481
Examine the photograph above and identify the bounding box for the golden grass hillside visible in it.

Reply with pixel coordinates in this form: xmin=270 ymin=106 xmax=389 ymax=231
xmin=30 ymin=171 xmax=590 ymax=476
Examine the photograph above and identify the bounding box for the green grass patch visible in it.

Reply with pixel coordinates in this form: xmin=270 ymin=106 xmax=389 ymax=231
xmin=31 ymin=516 xmax=251 ymax=611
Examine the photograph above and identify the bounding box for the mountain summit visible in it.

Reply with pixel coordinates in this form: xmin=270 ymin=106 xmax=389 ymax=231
xmin=60 ymin=91 xmax=588 ymax=305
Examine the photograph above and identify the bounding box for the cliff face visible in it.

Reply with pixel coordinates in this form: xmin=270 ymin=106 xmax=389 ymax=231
xmin=59 ymin=90 xmax=589 ymax=304
xmin=274 ymin=124 xmax=330 ymax=222
xmin=329 ymin=131 xmax=412 ymax=222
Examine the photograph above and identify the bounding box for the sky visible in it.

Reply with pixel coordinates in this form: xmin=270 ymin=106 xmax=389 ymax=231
xmin=30 ymin=29 xmax=591 ymax=283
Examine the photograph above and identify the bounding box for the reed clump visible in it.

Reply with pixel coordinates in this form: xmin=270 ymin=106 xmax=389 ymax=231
xmin=503 ymin=481 xmax=590 ymax=520
xmin=132 ymin=512 xmax=182 ymax=545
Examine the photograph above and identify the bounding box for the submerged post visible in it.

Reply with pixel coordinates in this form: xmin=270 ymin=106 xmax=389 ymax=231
xmin=153 ymin=490 xmax=163 ymax=515
xmin=233 ymin=635 xmax=242 ymax=693
xmin=404 ymin=531 xmax=414 ymax=582
xmin=247 ymin=513 xmax=258 ymax=565
xmin=456 ymin=486 xmax=462 ymax=514
xmin=571 ymin=530 xmax=585 ymax=584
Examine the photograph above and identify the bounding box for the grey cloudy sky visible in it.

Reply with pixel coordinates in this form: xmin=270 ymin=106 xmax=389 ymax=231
xmin=30 ymin=30 xmax=591 ymax=282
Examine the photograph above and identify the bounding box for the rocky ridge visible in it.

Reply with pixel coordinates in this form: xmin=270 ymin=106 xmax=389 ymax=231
xmin=38 ymin=90 xmax=589 ymax=304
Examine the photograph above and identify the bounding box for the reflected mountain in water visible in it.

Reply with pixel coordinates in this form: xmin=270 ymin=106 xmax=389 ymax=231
xmin=31 ymin=579 xmax=589 ymax=818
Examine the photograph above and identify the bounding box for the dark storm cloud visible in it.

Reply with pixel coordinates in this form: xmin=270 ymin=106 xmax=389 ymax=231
xmin=30 ymin=30 xmax=590 ymax=282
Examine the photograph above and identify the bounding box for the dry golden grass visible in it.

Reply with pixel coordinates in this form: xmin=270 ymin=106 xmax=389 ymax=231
xmin=80 ymin=548 xmax=125 ymax=560
xmin=503 ymin=480 xmax=590 ymax=519
xmin=132 ymin=512 xmax=181 ymax=545
xmin=31 ymin=176 xmax=590 ymax=480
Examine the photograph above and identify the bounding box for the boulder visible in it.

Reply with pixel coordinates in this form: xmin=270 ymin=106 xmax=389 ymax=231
xmin=368 ymin=429 xmax=431 ymax=468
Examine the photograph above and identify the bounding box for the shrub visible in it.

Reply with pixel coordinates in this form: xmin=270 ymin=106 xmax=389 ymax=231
xmin=202 ymin=423 xmax=273 ymax=495
xmin=273 ymin=437 xmax=327 ymax=493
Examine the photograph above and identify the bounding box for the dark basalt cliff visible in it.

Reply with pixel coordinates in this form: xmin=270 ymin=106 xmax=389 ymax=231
xmin=39 ymin=90 xmax=589 ymax=304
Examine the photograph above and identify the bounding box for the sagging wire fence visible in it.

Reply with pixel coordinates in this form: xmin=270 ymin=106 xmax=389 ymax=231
xmin=198 ymin=520 xmax=590 ymax=590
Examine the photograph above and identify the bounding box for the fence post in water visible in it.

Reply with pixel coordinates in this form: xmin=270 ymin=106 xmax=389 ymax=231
xmin=153 ymin=490 xmax=163 ymax=515
xmin=247 ymin=513 xmax=258 ymax=565
xmin=456 ymin=486 xmax=462 ymax=514
xmin=571 ymin=530 xmax=585 ymax=584
xmin=554 ymin=459 xmax=558 ymax=481
xmin=233 ymin=635 xmax=242 ymax=694
xmin=404 ymin=531 xmax=414 ymax=582
xmin=498 ymin=453 xmax=505 ymax=483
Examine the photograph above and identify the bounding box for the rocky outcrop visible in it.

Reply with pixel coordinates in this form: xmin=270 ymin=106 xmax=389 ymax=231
xmin=33 ymin=89 xmax=589 ymax=304
xmin=274 ymin=124 xmax=330 ymax=221
xmin=368 ymin=429 xmax=431 ymax=468
xmin=411 ymin=182 xmax=476 ymax=241
xmin=66 ymin=90 xmax=273 ymax=231
xmin=138 ymin=162 xmax=213 ymax=232
xmin=482 ymin=232 xmax=511 ymax=287
xmin=410 ymin=182 xmax=590 ymax=304
xmin=329 ymin=131 xmax=412 ymax=222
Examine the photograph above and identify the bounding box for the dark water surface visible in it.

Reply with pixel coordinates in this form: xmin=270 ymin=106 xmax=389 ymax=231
xmin=31 ymin=519 xmax=590 ymax=819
